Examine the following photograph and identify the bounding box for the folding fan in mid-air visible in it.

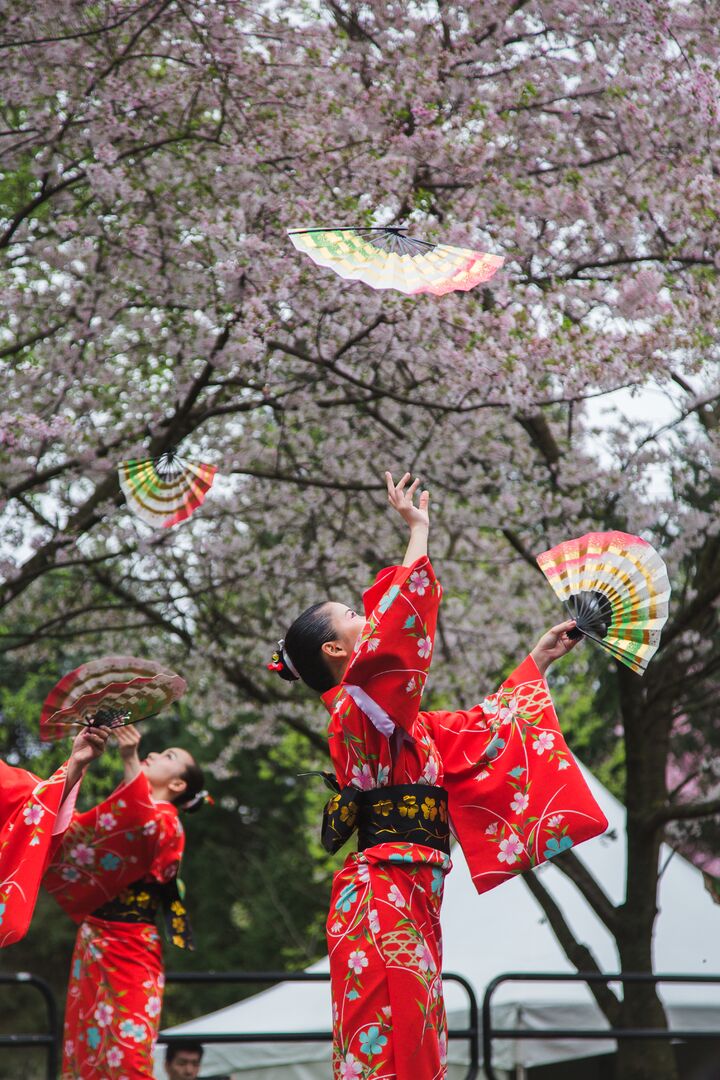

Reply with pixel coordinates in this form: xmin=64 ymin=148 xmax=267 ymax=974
xmin=537 ymin=531 xmax=671 ymax=676
xmin=118 ymin=449 xmax=217 ymax=528
xmin=288 ymin=226 xmax=504 ymax=295
xmin=40 ymin=655 xmax=187 ymax=741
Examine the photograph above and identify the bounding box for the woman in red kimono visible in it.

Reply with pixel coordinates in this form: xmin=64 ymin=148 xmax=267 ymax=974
xmin=270 ymin=471 xmax=608 ymax=1080
xmin=0 ymin=726 xmax=110 ymax=947
xmin=44 ymin=726 xmax=206 ymax=1080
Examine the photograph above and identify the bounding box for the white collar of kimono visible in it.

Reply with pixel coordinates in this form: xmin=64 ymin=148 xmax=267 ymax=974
xmin=344 ymin=684 xmax=396 ymax=739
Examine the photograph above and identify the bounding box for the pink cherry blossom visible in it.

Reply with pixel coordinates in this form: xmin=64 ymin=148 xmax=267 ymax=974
xmin=94 ymin=1002 xmax=113 ymax=1027
xmin=510 ymin=791 xmax=530 ymax=815
xmin=70 ymin=843 xmax=95 ymax=866
xmin=98 ymin=813 xmax=116 ymax=830
xmin=533 ymin=732 xmax=556 ymax=756
xmin=388 ymin=884 xmax=406 ymax=907
xmin=415 ymin=942 xmax=436 ymax=973
xmin=417 ymin=635 xmax=433 ymax=659
xmin=339 ymin=1054 xmax=364 ymax=1079
xmin=498 ymin=834 xmax=524 ymax=865
xmin=22 ymin=804 xmax=44 ymax=826
xmin=347 ymin=949 xmax=369 ymax=975
xmin=409 ymin=569 xmax=430 ymax=596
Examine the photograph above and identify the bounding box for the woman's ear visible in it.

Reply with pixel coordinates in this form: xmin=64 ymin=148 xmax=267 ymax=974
xmin=321 ymin=640 xmax=347 ymax=659
xmin=168 ymin=776 xmax=187 ymax=798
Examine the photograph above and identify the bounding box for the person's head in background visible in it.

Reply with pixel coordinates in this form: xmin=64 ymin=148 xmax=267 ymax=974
xmin=165 ymin=1041 xmax=203 ymax=1080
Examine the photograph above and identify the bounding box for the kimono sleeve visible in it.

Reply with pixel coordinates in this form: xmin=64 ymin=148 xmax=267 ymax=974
xmin=148 ymin=804 xmax=185 ymax=884
xmin=340 ymin=557 xmax=441 ymax=736
xmin=0 ymin=760 xmax=70 ymax=946
xmin=423 ymin=655 xmax=608 ymax=895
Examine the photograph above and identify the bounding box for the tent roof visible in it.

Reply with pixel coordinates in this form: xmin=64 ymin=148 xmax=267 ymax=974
xmin=159 ymin=766 xmax=720 ymax=1075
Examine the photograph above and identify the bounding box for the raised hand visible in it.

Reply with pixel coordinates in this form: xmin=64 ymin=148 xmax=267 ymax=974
xmin=65 ymin=725 xmax=111 ymax=791
xmin=385 ymin=471 xmax=430 ymax=532
xmin=114 ymin=724 xmax=141 ymax=761
xmin=530 ymin=620 xmax=581 ymax=675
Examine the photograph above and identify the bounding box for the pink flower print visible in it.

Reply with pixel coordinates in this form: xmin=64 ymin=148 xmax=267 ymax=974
xmin=368 ymin=908 xmax=380 ymax=934
xmin=485 ymin=821 xmax=499 ymax=835
xmin=330 ymin=919 xmax=343 ymax=933
xmin=144 ymin=995 xmax=161 ymax=1018
xmin=339 ymin=1054 xmax=364 ymax=1079
xmin=475 ymin=769 xmax=490 ymax=782
xmin=351 ymin=763 xmax=375 ymax=791
xmin=417 ymin=635 xmax=433 ymax=659
xmin=558 ymin=759 xmax=570 ymax=770
xmin=409 ymin=568 xmax=430 ymax=596
xmin=510 ymin=792 xmax=529 ymax=815
xmin=533 ymin=731 xmax=555 ymax=755
xmin=64 ymin=1041 xmax=74 ymax=1058
xmin=94 ymin=1002 xmax=114 ymax=1027
xmin=421 ymin=755 xmax=439 ymax=785
xmin=356 ymin=862 xmax=370 ymax=884
xmin=498 ymin=834 xmax=524 ymax=865
xmin=406 ymin=676 xmax=416 ymax=693
xmin=382 ymin=1006 xmax=392 ymax=1019
xmin=388 ymin=883 xmax=406 ymax=907
xmin=70 ymin=843 xmax=95 ymax=866
xmin=98 ymin=812 xmax=117 ymax=830
xmin=548 ymin=814 xmax=564 ymax=828
xmin=439 ymin=1032 xmax=448 ymax=1065
xmin=22 ymin=803 xmax=44 ymax=826
xmin=142 ymin=820 xmax=158 ymax=835
xmin=415 ymin=942 xmax=436 ymax=973
xmin=366 ymin=637 xmax=381 ymax=651
xmin=106 ymin=1046 xmax=124 ymax=1068
xmin=348 ymin=949 xmax=369 ymax=975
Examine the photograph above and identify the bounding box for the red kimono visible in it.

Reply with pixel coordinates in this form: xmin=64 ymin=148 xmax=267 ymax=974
xmin=323 ymin=558 xmax=608 ymax=1080
xmin=43 ymin=770 xmax=187 ymax=1080
xmin=0 ymin=759 xmax=78 ymax=947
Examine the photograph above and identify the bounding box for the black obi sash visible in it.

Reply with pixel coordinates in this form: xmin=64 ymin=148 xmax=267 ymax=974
xmin=321 ymin=782 xmax=450 ymax=856
xmin=91 ymin=878 xmax=194 ymax=950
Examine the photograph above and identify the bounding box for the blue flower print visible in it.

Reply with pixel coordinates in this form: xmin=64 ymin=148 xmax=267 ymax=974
xmin=359 ymin=1025 xmax=388 ymax=1057
xmin=335 ymin=884 xmax=358 ymax=913
xmin=100 ymin=853 xmax=120 ymax=871
xmin=87 ymin=1027 xmax=101 ymax=1050
xmin=378 ymin=586 xmax=400 ymax=614
xmin=431 ymin=867 xmax=444 ymax=895
xmin=72 ymin=958 xmax=81 ymax=980
xmin=389 ymin=852 xmax=414 ymax=863
xmin=347 ymin=989 xmax=360 ymax=1001
xmin=403 ymin=614 xmax=416 ymax=629
xmin=486 ymin=735 xmax=506 ymax=760
xmin=0 ymin=901 xmax=5 ymax=926
xmin=544 ymin=836 xmax=573 ymax=860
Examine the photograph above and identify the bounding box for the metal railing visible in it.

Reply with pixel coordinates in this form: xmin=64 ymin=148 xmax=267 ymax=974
xmin=482 ymin=972 xmax=720 ymax=1080
xmin=160 ymin=969 xmax=481 ymax=1078
xmin=0 ymin=972 xmax=59 ymax=1080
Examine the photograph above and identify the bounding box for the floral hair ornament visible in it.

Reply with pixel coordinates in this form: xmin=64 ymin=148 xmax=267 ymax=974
xmin=267 ymin=639 xmax=300 ymax=680
xmin=182 ymin=789 xmax=214 ymax=810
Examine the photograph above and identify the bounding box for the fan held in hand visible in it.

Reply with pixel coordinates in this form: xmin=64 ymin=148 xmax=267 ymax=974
xmin=536 ymin=531 xmax=671 ymax=675
xmin=119 ymin=449 xmax=217 ymax=528
xmin=288 ymin=226 xmax=504 ymax=295
xmin=41 ymin=657 xmax=187 ymax=742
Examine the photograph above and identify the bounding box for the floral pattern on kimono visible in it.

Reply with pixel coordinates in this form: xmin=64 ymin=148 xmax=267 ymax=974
xmin=321 ymin=559 xmax=607 ymax=1079
xmin=61 ymin=917 xmax=163 ymax=1080
xmin=0 ymin=759 xmax=76 ymax=947
xmin=44 ymin=769 xmax=184 ymax=919
xmin=44 ymin=771 xmax=186 ymax=1080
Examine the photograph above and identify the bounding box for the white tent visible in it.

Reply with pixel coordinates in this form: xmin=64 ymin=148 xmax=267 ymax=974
xmin=156 ymin=768 xmax=720 ymax=1078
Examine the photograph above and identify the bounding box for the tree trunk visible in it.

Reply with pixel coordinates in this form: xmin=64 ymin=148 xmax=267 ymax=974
xmin=613 ymin=667 xmax=679 ymax=1080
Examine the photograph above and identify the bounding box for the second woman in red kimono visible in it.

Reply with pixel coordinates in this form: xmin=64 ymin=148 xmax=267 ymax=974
xmin=270 ymin=471 xmax=608 ymax=1080
xmin=44 ymin=727 xmax=206 ymax=1080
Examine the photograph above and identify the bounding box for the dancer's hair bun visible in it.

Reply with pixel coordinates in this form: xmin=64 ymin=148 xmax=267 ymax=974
xmin=267 ymin=640 xmax=300 ymax=682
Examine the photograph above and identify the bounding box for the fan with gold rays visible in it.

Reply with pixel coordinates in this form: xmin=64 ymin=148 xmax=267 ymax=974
xmin=40 ymin=656 xmax=187 ymax=742
xmin=536 ymin=531 xmax=671 ymax=675
xmin=288 ymin=226 xmax=504 ymax=295
xmin=118 ymin=449 xmax=217 ymax=528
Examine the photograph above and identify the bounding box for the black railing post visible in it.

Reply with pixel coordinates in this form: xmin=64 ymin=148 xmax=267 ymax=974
xmin=0 ymin=972 xmax=60 ymax=1080
xmin=481 ymin=972 xmax=720 ymax=1079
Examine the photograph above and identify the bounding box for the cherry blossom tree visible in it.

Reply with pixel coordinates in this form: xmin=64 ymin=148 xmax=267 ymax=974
xmin=1 ymin=3 xmax=719 ymax=1077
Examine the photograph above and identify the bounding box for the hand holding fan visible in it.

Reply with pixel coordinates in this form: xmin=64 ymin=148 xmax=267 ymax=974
xmin=119 ymin=449 xmax=217 ymax=528
xmin=537 ymin=531 xmax=671 ymax=675
xmin=288 ymin=226 xmax=504 ymax=296
xmin=41 ymin=656 xmax=187 ymax=741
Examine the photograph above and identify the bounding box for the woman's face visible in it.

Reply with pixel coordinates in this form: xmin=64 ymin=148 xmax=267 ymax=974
xmin=142 ymin=747 xmax=194 ymax=795
xmin=324 ymin=601 xmax=364 ymax=657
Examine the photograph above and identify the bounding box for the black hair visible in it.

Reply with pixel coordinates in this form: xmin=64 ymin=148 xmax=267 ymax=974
xmin=271 ymin=601 xmax=337 ymax=694
xmin=166 ymin=1040 xmax=204 ymax=1064
xmin=173 ymin=758 xmax=207 ymax=814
